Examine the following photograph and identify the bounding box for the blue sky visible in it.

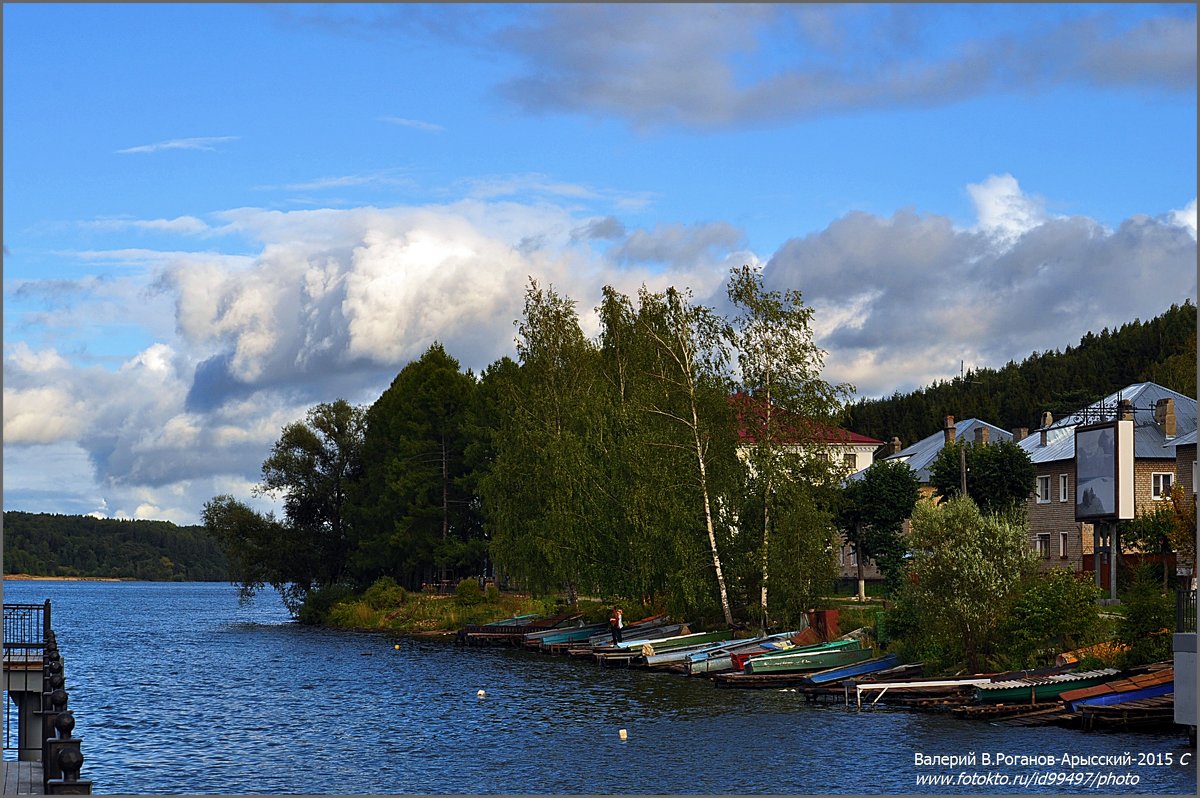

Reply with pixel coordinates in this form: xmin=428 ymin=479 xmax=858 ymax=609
xmin=3 ymin=3 xmax=1196 ymax=524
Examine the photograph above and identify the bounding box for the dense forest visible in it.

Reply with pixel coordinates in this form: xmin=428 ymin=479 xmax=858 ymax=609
xmin=846 ymin=301 xmax=1196 ymax=448
xmin=3 ymin=512 xmax=228 ymax=581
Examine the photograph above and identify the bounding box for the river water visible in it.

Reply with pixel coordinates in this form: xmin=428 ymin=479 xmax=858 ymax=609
xmin=2 ymin=580 xmax=1195 ymax=795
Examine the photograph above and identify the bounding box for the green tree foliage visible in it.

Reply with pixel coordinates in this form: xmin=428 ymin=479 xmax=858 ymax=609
xmin=928 ymin=439 xmax=1036 ymax=514
xmin=999 ymin=569 xmax=1103 ymax=668
xmin=1116 ymin=566 xmax=1176 ymax=667
xmin=348 ymin=343 xmax=481 ymax=590
xmin=727 ymin=264 xmax=852 ymax=625
xmin=482 ymin=280 xmax=608 ymax=601
xmin=1119 ymin=501 xmax=1177 ymax=589
xmin=892 ymin=497 xmax=1037 ymax=673
xmin=3 ymin=511 xmax=228 ymax=581
xmin=838 ymin=459 xmax=920 ymax=598
xmin=629 ymin=285 xmax=741 ymax=625
xmin=205 ymin=399 xmax=366 ymax=618
xmin=846 ymin=301 xmax=1196 ymax=445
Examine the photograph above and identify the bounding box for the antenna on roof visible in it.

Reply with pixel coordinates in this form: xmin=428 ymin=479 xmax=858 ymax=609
xmin=959 ymin=360 xmax=982 ymax=385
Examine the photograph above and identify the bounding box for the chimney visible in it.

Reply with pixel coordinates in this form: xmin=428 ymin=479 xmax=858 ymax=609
xmin=1012 ymin=427 xmax=1029 ymax=442
xmin=974 ymin=427 xmax=990 ymax=446
xmin=943 ymin=416 xmax=956 ymax=446
xmin=1118 ymin=398 xmax=1134 ymax=421
xmin=1040 ymin=428 xmax=1048 ymax=447
xmin=1155 ymin=397 xmax=1177 ymax=438
xmin=889 ymin=436 xmax=902 ymax=455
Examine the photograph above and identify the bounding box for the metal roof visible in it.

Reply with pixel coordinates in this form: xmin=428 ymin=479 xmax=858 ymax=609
xmin=1168 ymin=429 xmax=1197 ymax=449
xmin=1020 ymin=382 xmax=1197 ymax=464
xmin=849 ymin=418 xmax=1013 ymax=484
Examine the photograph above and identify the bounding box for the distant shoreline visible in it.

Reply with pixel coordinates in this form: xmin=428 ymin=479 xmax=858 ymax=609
xmin=3 ymin=574 xmax=134 ymax=582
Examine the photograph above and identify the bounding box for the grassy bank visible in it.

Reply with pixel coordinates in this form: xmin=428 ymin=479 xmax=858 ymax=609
xmin=322 ymin=577 xmax=614 ymax=634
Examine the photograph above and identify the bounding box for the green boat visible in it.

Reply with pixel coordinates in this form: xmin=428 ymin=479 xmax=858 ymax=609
xmin=974 ymin=669 xmax=1120 ymax=704
xmin=640 ymin=629 xmax=734 ymax=657
xmin=744 ymin=644 xmax=873 ymax=674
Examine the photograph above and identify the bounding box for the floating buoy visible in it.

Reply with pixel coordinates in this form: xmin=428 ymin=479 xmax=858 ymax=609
xmin=394 ymin=644 xmax=400 ymax=650
xmin=618 ymin=728 xmax=628 ymax=741
xmin=477 ymin=689 xmax=486 ymax=699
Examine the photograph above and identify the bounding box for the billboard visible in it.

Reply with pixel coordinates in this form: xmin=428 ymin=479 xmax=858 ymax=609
xmin=1074 ymin=419 xmax=1134 ymax=521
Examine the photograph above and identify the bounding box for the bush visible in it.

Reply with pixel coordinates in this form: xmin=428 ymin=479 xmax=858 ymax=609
xmin=455 ymin=578 xmax=484 ymax=605
xmin=297 ymin=584 xmax=357 ymax=625
xmin=485 ymin=583 xmax=500 ymax=604
xmin=364 ymin=576 xmax=408 ymax=610
xmin=1116 ymin=566 xmax=1174 ymax=667
xmin=999 ymin=569 xmax=1102 ymax=668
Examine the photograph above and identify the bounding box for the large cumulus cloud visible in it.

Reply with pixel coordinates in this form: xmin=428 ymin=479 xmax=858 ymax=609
xmin=761 ymin=178 xmax=1197 ymax=395
xmin=5 ymin=183 xmax=1196 ymax=524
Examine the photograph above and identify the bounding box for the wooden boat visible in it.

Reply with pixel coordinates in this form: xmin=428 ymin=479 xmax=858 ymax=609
xmin=640 ymin=629 xmax=733 ymax=657
xmin=974 ymin=668 xmax=1119 ymax=704
xmin=1060 ymin=666 xmax=1173 ymax=711
xmin=1078 ymin=694 xmax=1175 ymax=730
xmin=1071 ymin=682 xmax=1174 ymax=708
xmin=684 ymin=632 xmax=801 ymax=675
xmin=800 ymin=653 xmax=899 ymax=685
xmin=733 ymin=639 xmax=859 ymax=672
xmin=744 ymin=645 xmax=872 ymax=674
xmin=642 ymin=635 xmax=741 ymax=667
xmin=724 ymin=633 xmax=859 ymax=672
xmin=525 ymin=621 xmax=608 ymax=648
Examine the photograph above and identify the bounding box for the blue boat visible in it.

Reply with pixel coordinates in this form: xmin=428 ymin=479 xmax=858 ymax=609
xmin=1068 ymin=681 xmax=1174 ymax=711
xmin=799 ymin=653 xmax=899 ymax=685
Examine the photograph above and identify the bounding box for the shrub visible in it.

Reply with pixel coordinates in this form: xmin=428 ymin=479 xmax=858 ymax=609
xmin=999 ymin=569 xmax=1102 ymax=668
xmin=485 ymin=583 xmax=501 ymax=604
xmin=455 ymin=578 xmax=484 ymax=605
xmin=296 ymin=584 xmax=357 ymax=625
xmin=364 ymin=576 xmax=407 ymax=610
xmin=1116 ymin=566 xmax=1174 ymax=667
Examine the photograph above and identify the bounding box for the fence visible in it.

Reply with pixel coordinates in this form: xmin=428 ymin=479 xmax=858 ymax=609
xmin=3 ymin=602 xmax=50 ymax=754
xmin=1177 ymin=588 xmax=1197 ymax=634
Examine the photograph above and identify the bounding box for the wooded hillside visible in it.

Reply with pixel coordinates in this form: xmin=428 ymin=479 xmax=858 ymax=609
xmin=3 ymin=512 xmax=228 ymax=581
xmin=845 ymin=301 xmax=1196 ymax=448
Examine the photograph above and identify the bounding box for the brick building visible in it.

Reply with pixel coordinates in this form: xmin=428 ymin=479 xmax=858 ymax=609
xmin=1018 ymin=382 xmax=1196 ymax=585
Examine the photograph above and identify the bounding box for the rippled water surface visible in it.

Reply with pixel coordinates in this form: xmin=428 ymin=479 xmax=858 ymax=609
xmin=3 ymin=581 xmax=1195 ymax=794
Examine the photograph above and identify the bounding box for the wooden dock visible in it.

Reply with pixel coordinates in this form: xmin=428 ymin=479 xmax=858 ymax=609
xmin=2 ymin=761 xmax=45 ymax=795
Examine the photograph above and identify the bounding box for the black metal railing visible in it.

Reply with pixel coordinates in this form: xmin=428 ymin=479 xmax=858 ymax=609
xmin=1177 ymin=588 xmax=1197 ymax=634
xmin=4 ymin=602 xmax=51 ymax=754
xmin=3 ymin=601 xmax=51 ymax=654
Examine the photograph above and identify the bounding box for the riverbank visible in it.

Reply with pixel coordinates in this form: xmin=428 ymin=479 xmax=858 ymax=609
xmin=3 ymin=573 xmax=133 ymax=582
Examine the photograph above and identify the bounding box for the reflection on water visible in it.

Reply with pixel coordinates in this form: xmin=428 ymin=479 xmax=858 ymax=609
xmin=3 ymin=581 xmax=1195 ymax=794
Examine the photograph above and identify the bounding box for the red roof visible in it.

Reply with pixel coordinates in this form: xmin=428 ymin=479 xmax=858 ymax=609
xmin=729 ymin=392 xmax=883 ymax=447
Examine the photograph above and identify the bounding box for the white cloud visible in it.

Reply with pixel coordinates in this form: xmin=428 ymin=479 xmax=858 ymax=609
xmin=490 ymin=6 xmax=1195 ymax=128
xmin=1168 ymin=198 xmax=1197 ymax=238
xmin=3 ymin=386 xmax=90 ymax=444
xmin=380 ymin=116 xmax=445 ymax=133
xmin=967 ymin=174 xmax=1049 ymax=243
xmin=116 ymin=136 xmax=239 ymax=154
xmin=6 ymin=182 xmax=1195 ymax=524
xmin=84 ymin=216 xmax=212 ymax=235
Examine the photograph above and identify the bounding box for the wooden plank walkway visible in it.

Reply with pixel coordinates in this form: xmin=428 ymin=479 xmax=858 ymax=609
xmin=2 ymin=761 xmax=45 ymax=795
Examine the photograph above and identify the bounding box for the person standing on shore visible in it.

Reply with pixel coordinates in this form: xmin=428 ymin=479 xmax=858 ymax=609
xmin=609 ymin=607 xmax=623 ymax=645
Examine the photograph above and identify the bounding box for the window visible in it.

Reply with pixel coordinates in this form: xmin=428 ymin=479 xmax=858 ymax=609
xmin=1036 ymin=475 xmax=1051 ymax=504
xmin=1059 ymin=474 xmax=1069 ymax=503
xmin=1059 ymin=531 xmax=1069 ymax=558
xmin=1151 ymin=472 xmax=1174 ymax=500
xmin=839 ymin=545 xmax=846 ymax=567
xmin=843 ymin=453 xmax=857 ymax=470
xmin=1036 ymin=534 xmax=1050 ymax=558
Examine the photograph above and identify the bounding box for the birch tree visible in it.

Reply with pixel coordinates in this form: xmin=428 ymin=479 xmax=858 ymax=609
xmin=728 ymin=265 xmax=851 ymax=625
xmin=632 ymin=286 xmax=739 ymax=625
